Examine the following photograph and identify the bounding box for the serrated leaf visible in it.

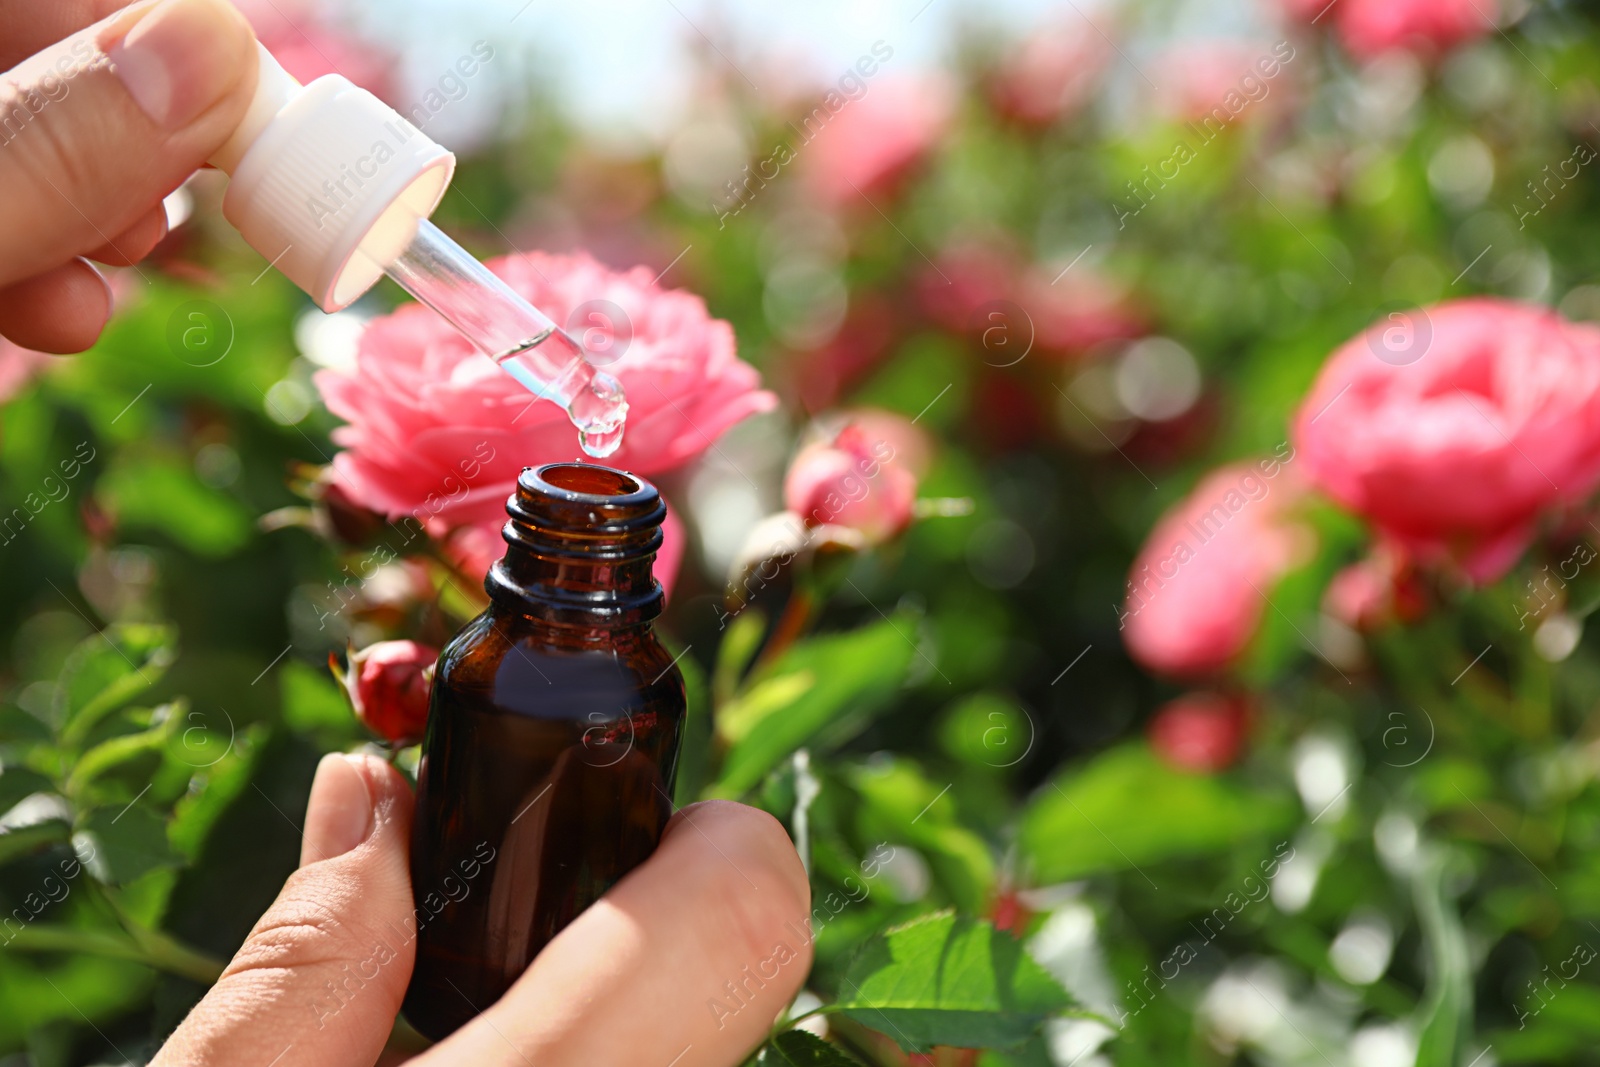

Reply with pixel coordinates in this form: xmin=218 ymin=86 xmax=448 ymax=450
xmin=1018 ymin=744 xmax=1296 ymax=882
xmin=756 ymin=1030 xmax=866 ymax=1066
xmin=834 ymin=911 xmax=1074 ymax=1052
xmin=58 ymin=624 xmax=176 ymax=749
xmin=712 ymin=616 xmax=917 ymax=798
xmin=77 ymin=804 xmax=183 ymax=884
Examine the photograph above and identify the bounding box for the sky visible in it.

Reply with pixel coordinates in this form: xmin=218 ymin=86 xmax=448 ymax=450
xmin=342 ymin=0 xmax=1113 ymax=147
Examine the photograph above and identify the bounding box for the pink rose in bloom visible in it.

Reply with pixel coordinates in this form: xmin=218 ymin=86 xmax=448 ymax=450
xmin=1147 ymin=692 xmax=1253 ymax=772
xmin=232 ymin=0 xmax=399 ymax=101
xmin=315 ymin=251 xmax=777 ymax=591
xmin=1283 ymin=0 xmax=1497 ymax=60
xmin=801 ymin=76 xmax=954 ymax=208
xmin=989 ymin=19 xmax=1111 ymax=128
xmin=916 ymin=239 xmax=1144 ymax=359
xmin=784 ymin=412 xmax=926 ymax=545
xmin=1123 ymin=456 xmax=1313 ymax=676
xmin=331 ymin=640 xmax=438 ymax=746
xmin=1293 ymin=298 xmax=1600 ymax=583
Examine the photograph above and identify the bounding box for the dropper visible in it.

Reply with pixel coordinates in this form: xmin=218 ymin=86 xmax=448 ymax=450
xmin=204 ymin=44 xmax=627 ymax=457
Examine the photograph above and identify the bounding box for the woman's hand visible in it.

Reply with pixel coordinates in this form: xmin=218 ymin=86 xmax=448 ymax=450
xmin=0 ymin=0 xmax=258 ymax=353
xmin=153 ymin=754 xmax=814 ymax=1066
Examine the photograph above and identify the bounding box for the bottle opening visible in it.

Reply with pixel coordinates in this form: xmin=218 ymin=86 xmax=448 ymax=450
xmin=539 ymin=463 xmax=642 ymax=499
xmin=491 ymin=461 xmax=667 ymax=624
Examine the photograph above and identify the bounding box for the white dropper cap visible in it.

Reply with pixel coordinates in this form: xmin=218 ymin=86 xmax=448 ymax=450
xmin=207 ymin=43 xmax=456 ymax=312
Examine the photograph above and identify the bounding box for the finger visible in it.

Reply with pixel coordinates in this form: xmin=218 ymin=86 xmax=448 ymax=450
xmin=0 ymin=0 xmax=133 ymax=70
xmin=0 ymin=0 xmax=258 ymax=289
xmin=0 ymin=258 xmax=111 ymax=354
xmin=153 ymin=754 xmax=418 ymax=1067
xmin=87 ymin=202 xmax=168 ymax=266
xmin=416 ymin=800 xmax=813 ymax=1067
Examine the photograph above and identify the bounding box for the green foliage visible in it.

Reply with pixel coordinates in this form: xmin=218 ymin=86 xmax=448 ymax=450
xmin=830 ymin=912 xmax=1076 ymax=1052
xmin=1019 ymin=745 xmax=1296 ymax=882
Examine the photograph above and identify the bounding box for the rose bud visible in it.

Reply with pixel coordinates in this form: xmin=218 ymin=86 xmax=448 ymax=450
xmin=330 ymin=639 xmax=438 ymax=746
xmin=784 ymin=414 xmax=924 ymax=546
xmin=1147 ymin=692 xmax=1254 ymax=773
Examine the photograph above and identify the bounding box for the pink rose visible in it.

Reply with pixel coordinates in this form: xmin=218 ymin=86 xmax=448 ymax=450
xmin=800 ymin=76 xmax=953 ymax=208
xmin=331 ymin=640 xmax=438 ymax=746
xmin=1284 ymin=0 xmax=1497 ymax=60
xmin=1147 ymin=692 xmax=1253 ymax=773
xmin=315 ymin=251 xmax=777 ymax=590
xmin=988 ymin=19 xmax=1111 ymax=128
xmin=232 ymin=0 xmax=399 ymax=101
xmin=1322 ymin=549 xmax=1426 ymax=631
xmin=1148 ymin=40 xmax=1296 ymax=127
xmin=784 ymin=412 xmax=925 ymax=546
xmin=917 ymin=239 xmax=1144 ymax=359
xmin=1293 ymin=298 xmax=1600 ymax=582
xmin=1123 ymin=458 xmax=1313 ymax=676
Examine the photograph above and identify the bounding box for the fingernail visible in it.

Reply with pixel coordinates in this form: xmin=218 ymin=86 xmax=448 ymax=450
xmin=306 ymin=753 xmax=377 ymax=863
xmin=108 ymin=0 xmax=245 ymax=128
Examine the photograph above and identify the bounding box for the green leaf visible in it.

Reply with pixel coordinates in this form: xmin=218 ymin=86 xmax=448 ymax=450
xmin=755 ymin=1031 xmax=866 ymax=1066
xmin=713 ymin=607 xmax=767 ymax=706
xmin=712 ymin=615 xmax=917 ymax=798
xmin=95 ymin=456 xmax=253 ymax=556
xmin=57 ymin=624 xmax=175 ymax=749
xmin=1018 ymin=745 xmax=1296 ymax=882
xmin=673 ymin=639 xmax=713 ymax=808
xmin=846 ymin=758 xmax=995 ymax=912
xmin=0 ymin=792 xmax=74 ymax=868
xmin=76 ymin=803 xmax=183 ymax=885
xmin=64 ymin=703 xmax=183 ymax=799
xmin=834 ymin=911 xmax=1073 ymax=1052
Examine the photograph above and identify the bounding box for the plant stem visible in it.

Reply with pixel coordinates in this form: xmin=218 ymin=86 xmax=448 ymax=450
xmin=5 ymin=923 xmax=224 ymax=984
xmin=753 ymin=587 xmax=814 ymax=677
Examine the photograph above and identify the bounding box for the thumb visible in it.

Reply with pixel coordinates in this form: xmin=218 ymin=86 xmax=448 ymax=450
xmin=154 ymin=754 xmax=418 ymax=1067
xmin=0 ymin=0 xmax=258 ymax=289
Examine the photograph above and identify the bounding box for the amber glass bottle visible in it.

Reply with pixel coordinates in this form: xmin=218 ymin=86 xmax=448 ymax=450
xmin=402 ymin=462 xmax=686 ymax=1040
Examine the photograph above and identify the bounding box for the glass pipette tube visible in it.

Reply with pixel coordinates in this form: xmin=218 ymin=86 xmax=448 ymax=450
xmin=380 ymin=219 xmax=628 ymax=457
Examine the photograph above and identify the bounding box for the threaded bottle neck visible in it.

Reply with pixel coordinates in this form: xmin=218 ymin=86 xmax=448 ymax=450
xmin=486 ymin=463 xmax=667 ymax=626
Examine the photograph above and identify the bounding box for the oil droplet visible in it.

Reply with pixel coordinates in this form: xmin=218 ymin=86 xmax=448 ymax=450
xmin=579 ymin=423 xmax=625 ymax=458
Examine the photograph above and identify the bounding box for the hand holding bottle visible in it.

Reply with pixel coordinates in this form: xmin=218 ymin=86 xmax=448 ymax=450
xmin=0 ymin=0 xmax=260 ymax=354
xmin=153 ymin=753 xmax=814 ymax=1066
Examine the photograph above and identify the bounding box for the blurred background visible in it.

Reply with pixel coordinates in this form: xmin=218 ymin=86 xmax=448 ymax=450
xmin=4 ymin=0 xmax=1600 ymax=1064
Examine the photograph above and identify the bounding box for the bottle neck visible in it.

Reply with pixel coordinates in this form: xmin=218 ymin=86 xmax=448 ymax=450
xmin=484 ymin=464 xmax=667 ymax=628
